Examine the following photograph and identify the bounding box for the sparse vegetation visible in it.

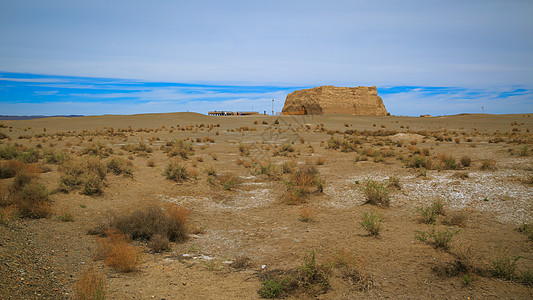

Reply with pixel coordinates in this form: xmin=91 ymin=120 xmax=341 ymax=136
xmin=359 ymin=210 xmax=383 ymax=236
xmin=361 ymin=179 xmax=390 ymax=206
xmin=417 ymin=199 xmax=446 ymax=224
xmin=283 ymin=164 xmax=324 ymax=204
xmin=415 ymin=226 xmax=459 ymax=250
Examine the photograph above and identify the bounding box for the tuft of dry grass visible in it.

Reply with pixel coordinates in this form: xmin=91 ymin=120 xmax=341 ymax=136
xmin=74 ymin=267 xmax=106 ymax=300
xmin=95 ymin=229 xmax=140 ymax=272
xmin=330 ymin=250 xmax=373 ymax=291
xmin=230 ymin=256 xmax=252 ymax=270
xmin=480 ymin=159 xmax=496 ymax=170
xmin=315 ymin=157 xmax=326 ymax=165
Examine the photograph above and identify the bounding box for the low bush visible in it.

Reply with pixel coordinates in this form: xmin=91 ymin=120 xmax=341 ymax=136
xmin=74 ymin=267 xmax=106 ymax=300
xmin=359 ymin=210 xmax=383 ymax=236
xmin=148 ymin=234 xmax=171 ymax=253
xmin=405 ymin=155 xmax=433 ymax=170
xmin=480 ymin=159 xmax=496 ymax=170
xmin=164 ymin=139 xmax=194 ymax=159
xmin=121 ymin=141 xmax=153 ymax=156
xmin=460 ymin=156 xmax=471 ymax=167
xmin=164 ymin=160 xmax=189 ymax=182
xmin=95 ymin=229 xmax=140 ymax=272
xmin=218 ymin=174 xmax=241 ymax=191
xmin=57 ymin=209 xmax=74 ymax=222
xmin=1 ymin=174 xmax=52 ymax=219
xmin=0 ymin=160 xmax=27 ymax=179
xmin=58 ymin=157 xmax=106 ymax=195
xmin=283 ymin=164 xmax=324 ymax=204
xmin=438 ymin=154 xmax=458 ymax=170
xmin=80 ymin=142 xmax=113 ymax=158
xmin=43 ymin=149 xmax=69 ymax=164
xmin=107 ymin=157 xmax=133 ymax=177
xmin=361 ymin=179 xmax=390 ymax=206
xmin=91 ymin=203 xmax=188 ymax=244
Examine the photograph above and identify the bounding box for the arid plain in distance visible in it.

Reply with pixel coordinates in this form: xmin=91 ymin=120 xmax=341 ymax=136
xmin=1 ymin=112 xmax=532 ymax=299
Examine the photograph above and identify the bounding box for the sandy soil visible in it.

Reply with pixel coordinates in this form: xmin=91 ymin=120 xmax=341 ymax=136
xmin=0 ymin=112 xmax=532 ymax=299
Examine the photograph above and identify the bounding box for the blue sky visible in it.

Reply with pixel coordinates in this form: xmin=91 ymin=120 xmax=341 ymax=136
xmin=1 ymin=1 xmax=532 ymax=116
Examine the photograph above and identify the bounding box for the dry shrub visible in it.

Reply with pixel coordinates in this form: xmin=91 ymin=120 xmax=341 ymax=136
xmin=95 ymin=229 xmax=140 ymax=272
xmin=164 ymin=139 xmax=194 ymax=159
xmin=58 ymin=157 xmax=106 ymax=195
xmin=460 ymin=156 xmax=471 ymax=167
xmin=2 ymin=174 xmax=52 ymax=219
xmin=283 ymin=164 xmax=324 ymax=204
xmin=163 ymin=159 xmax=189 ymax=182
xmin=437 ymin=153 xmax=458 ymax=170
xmin=74 ymin=267 xmax=106 ymax=300
xmin=0 ymin=205 xmax=18 ymax=225
xmin=452 ymin=242 xmax=479 ymax=275
xmin=330 ymin=250 xmax=372 ymax=291
xmin=218 ymin=173 xmax=241 ymax=190
xmin=230 ymin=256 xmax=252 ymax=270
xmin=92 ymin=203 xmax=188 ymax=244
xmin=480 ymin=159 xmax=496 ymax=170
xmin=299 ymin=206 xmax=316 ymax=222
xmin=0 ymin=160 xmax=39 ymax=179
xmin=106 ymin=157 xmax=133 ymax=177
xmin=148 ymin=234 xmax=170 ymax=253
xmin=315 ymin=157 xmax=326 ymax=165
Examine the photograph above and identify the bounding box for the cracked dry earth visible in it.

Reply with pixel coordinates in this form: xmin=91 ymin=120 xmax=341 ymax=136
xmin=1 ymin=113 xmax=532 ymax=299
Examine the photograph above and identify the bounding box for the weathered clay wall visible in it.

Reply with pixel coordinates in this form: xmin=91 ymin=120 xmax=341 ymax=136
xmin=282 ymin=86 xmax=388 ymax=116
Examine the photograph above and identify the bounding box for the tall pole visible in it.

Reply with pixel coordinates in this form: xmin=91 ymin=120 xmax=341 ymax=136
xmin=272 ymin=99 xmax=274 ymax=116
xmin=481 ymin=106 xmax=484 ymax=114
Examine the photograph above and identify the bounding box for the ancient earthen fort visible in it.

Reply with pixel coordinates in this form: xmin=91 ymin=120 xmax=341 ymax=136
xmin=281 ymin=86 xmax=388 ymax=116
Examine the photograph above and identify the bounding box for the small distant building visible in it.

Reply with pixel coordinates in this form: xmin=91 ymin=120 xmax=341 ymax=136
xmin=208 ymin=111 xmax=259 ymax=116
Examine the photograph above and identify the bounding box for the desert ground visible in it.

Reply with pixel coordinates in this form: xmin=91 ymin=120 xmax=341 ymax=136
xmin=0 ymin=112 xmax=532 ymax=299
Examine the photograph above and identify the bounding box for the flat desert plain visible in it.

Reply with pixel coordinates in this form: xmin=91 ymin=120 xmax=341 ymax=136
xmin=0 ymin=113 xmax=532 ymax=299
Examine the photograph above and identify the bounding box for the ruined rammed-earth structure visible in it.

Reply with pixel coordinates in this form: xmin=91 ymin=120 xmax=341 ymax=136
xmin=281 ymin=86 xmax=388 ymax=116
